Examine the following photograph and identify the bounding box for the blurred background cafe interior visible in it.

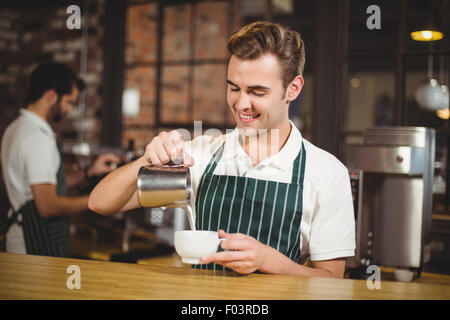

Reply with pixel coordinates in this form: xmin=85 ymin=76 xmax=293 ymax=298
xmin=0 ymin=0 xmax=449 ymax=282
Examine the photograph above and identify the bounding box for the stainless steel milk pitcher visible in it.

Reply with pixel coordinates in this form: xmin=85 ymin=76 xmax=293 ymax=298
xmin=137 ymin=164 xmax=191 ymax=208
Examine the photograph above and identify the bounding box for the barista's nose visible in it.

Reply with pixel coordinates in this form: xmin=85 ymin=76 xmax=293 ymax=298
xmin=235 ymin=92 xmax=252 ymax=112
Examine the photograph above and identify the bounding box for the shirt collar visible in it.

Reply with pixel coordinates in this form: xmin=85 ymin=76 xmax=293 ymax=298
xmin=265 ymin=120 xmax=302 ymax=172
xmin=20 ymin=108 xmax=56 ymax=138
xmin=221 ymin=120 xmax=303 ymax=172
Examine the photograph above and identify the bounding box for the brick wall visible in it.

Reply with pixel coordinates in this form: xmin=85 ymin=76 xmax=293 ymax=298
xmin=0 ymin=0 xmax=104 ymax=144
xmin=125 ymin=2 xmax=158 ymax=64
xmin=123 ymin=2 xmax=158 ymax=150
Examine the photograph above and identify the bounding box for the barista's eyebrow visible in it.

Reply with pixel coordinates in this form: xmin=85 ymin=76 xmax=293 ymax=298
xmin=226 ymin=79 xmax=270 ymax=91
xmin=226 ymin=79 xmax=239 ymax=87
xmin=248 ymin=85 xmax=270 ymax=91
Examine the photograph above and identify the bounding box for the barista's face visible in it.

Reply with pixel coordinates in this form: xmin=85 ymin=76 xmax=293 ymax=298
xmin=48 ymin=85 xmax=79 ymax=123
xmin=226 ymin=53 xmax=303 ymax=136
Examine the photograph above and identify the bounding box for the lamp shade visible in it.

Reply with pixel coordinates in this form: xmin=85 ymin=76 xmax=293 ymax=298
xmin=410 ymin=21 xmax=444 ymax=41
xmin=414 ymin=78 xmax=447 ymax=111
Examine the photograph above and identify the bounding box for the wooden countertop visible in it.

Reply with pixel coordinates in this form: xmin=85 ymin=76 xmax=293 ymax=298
xmin=0 ymin=252 xmax=449 ymax=300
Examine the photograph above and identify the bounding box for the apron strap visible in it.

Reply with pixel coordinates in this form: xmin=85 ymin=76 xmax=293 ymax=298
xmin=203 ymin=142 xmax=226 ymax=177
xmin=291 ymin=142 xmax=306 ymax=185
xmin=56 ymin=141 xmax=68 ymax=196
xmin=0 ymin=208 xmax=21 ymax=236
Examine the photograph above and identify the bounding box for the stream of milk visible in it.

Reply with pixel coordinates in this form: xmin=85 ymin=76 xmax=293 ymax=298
xmin=183 ymin=205 xmax=196 ymax=231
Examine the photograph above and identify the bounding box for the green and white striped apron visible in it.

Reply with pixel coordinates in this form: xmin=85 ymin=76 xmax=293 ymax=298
xmin=194 ymin=140 xmax=306 ymax=271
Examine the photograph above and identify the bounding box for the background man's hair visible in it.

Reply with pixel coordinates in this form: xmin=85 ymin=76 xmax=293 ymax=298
xmin=227 ymin=21 xmax=305 ymax=89
xmin=25 ymin=62 xmax=85 ymax=104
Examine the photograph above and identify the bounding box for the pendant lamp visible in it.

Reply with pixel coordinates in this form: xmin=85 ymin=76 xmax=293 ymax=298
xmin=410 ymin=12 xmax=444 ymax=42
xmin=412 ymin=4 xmax=447 ymax=112
xmin=414 ymin=47 xmax=447 ymax=111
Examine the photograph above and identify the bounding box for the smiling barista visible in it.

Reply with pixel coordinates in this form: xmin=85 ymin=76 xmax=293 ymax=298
xmin=89 ymin=21 xmax=355 ymax=278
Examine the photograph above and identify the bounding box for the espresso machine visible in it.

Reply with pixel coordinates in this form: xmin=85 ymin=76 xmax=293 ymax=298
xmin=345 ymin=127 xmax=435 ymax=277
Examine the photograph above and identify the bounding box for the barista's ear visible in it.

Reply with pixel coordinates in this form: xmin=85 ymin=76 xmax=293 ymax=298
xmin=285 ymin=75 xmax=304 ymax=102
xmin=45 ymin=89 xmax=58 ymax=105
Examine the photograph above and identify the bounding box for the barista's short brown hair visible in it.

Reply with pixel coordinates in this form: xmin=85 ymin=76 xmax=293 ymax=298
xmin=228 ymin=21 xmax=305 ymax=90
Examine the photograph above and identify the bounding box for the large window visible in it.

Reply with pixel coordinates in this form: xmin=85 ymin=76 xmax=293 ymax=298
xmin=344 ymin=0 xmax=397 ymax=144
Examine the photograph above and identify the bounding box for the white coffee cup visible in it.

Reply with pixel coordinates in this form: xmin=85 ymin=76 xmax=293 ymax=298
xmin=174 ymin=230 xmax=224 ymax=264
xmin=394 ymin=269 xmax=415 ymax=282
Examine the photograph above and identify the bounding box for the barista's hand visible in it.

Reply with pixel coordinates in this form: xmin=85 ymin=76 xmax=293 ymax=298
xmin=201 ymin=230 xmax=273 ymax=274
xmin=143 ymin=130 xmax=194 ymax=167
xmin=87 ymin=153 xmax=122 ymax=177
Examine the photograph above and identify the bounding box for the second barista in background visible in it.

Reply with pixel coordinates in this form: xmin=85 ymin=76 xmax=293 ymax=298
xmin=1 ymin=62 xmax=121 ymax=257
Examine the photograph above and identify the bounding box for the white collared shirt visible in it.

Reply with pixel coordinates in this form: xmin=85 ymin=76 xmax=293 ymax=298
xmin=185 ymin=121 xmax=355 ymax=262
xmin=1 ymin=109 xmax=60 ymax=253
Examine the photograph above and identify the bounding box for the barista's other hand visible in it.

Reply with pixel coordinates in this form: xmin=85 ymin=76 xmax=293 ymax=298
xmin=87 ymin=153 xmax=122 ymax=177
xmin=144 ymin=130 xmax=194 ymax=167
xmin=201 ymin=230 xmax=272 ymax=274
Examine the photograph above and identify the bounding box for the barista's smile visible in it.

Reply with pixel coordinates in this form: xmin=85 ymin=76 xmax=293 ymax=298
xmin=239 ymin=112 xmax=260 ymax=122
